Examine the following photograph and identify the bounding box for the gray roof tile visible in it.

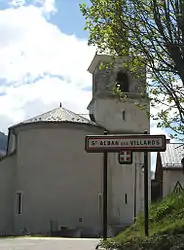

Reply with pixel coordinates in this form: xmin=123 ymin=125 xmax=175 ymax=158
xmin=160 ymin=143 xmax=184 ymax=168
xmin=22 ymin=106 xmax=97 ymax=126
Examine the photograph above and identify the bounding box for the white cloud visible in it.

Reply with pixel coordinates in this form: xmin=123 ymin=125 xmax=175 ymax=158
xmin=0 ymin=3 xmax=95 ymax=134
xmin=8 ymin=0 xmax=26 ymax=7
xmin=0 ymin=5 xmax=94 ymax=85
xmin=0 ymin=77 xmax=92 ymax=130
xmin=38 ymin=0 xmax=56 ymax=14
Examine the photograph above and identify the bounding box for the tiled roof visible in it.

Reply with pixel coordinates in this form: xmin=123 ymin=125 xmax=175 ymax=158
xmin=21 ymin=106 xmax=97 ymax=126
xmin=160 ymin=143 xmax=184 ymax=168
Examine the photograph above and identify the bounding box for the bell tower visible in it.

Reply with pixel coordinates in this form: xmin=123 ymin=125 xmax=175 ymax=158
xmin=87 ymin=53 xmax=150 ymax=133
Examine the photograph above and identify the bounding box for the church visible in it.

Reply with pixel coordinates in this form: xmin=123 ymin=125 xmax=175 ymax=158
xmin=0 ymin=53 xmax=151 ymax=237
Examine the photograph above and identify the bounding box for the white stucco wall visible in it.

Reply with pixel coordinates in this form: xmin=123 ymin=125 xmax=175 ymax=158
xmin=0 ymin=119 xmax=151 ymax=236
xmin=0 ymin=154 xmax=15 ymax=234
xmin=13 ymin=123 xmax=104 ymax=235
xmin=107 ymin=150 xmax=151 ymax=227
xmin=108 ymin=153 xmax=139 ymax=225
xmin=10 ymin=122 xmax=148 ymax=235
xmin=89 ymin=98 xmax=150 ymax=133
xmin=163 ymin=169 xmax=184 ymax=197
xmin=88 ymin=96 xmax=151 ymax=225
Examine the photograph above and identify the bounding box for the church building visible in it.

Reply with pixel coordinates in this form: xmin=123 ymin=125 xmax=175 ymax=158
xmin=0 ymin=53 xmax=150 ymax=237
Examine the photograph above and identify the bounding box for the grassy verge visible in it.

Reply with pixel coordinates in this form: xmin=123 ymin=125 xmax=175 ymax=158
xmin=103 ymin=191 xmax=184 ymax=249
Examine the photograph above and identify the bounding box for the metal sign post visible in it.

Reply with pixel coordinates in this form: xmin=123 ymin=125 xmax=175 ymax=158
xmin=103 ymin=130 xmax=108 ymax=240
xmin=85 ymin=133 xmax=166 ymax=238
xmin=143 ymin=131 xmax=149 ymax=236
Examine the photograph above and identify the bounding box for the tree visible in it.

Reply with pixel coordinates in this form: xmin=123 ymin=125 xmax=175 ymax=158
xmin=80 ymin=0 xmax=184 ymax=140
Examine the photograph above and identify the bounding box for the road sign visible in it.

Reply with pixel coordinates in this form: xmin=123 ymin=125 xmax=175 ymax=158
xmin=118 ymin=150 xmax=132 ymax=164
xmin=173 ymin=181 xmax=183 ymax=194
xmin=85 ymin=134 xmax=166 ymax=152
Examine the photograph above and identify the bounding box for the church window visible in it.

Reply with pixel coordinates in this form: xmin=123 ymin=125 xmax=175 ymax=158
xmin=116 ymin=71 xmax=129 ymax=92
xmin=98 ymin=193 xmax=103 ymax=217
xmin=79 ymin=217 xmax=83 ymax=223
xmin=122 ymin=110 xmax=126 ymax=120
xmin=125 ymin=194 xmax=128 ymax=204
xmin=16 ymin=192 xmax=23 ymax=215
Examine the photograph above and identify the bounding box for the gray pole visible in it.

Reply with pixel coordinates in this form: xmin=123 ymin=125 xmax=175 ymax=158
xmin=133 ymin=162 xmax=137 ymax=223
xmin=144 ymin=130 xmax=149 ymax=236
xmin=103 ymin=130 xmax=108 ymax=240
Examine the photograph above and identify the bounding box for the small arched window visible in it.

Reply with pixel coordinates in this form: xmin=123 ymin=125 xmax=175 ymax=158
xmin=115 ymin=71 xmax=129 ymax=92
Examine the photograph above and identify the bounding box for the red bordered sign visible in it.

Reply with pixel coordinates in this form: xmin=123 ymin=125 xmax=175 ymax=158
xmin=118 ymin=150 xmax=133 ymax=164
xmin=85 ymin=134 xmax=166 ymax=152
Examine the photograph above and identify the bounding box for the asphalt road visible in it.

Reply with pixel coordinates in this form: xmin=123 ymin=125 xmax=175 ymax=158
xmin=0 ymin=237 xmax=101 ymax=250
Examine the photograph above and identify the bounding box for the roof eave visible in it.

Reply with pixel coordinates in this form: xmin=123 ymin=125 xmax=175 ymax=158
xmin=9 ymin=120 xmax=104 ymax=132
xmin=163 ymin=167 xmax=182 ymax=171
xmin=9 ymin=122 xmax=24 ymax=134
xmin=87 ymin=53 xmax=100 ymax=74
xmin=87 ymin=53 xmax=112 ymax=74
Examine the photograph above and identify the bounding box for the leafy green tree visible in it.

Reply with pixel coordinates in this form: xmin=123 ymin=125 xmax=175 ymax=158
xmin=80 ymin=0 xmax=184 ymax=140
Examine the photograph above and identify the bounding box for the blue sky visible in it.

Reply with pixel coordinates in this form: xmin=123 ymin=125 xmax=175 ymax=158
xmin=0 ymin=0 xmax=172 ymax=170
xmin=50 ymin=0 xmax=90 ymax=39
xmin=0 ymin=0 xmax=90 ymax=38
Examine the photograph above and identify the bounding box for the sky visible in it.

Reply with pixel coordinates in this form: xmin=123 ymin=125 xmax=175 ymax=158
xmin=0 ymin=0 xmax=172 ymax=170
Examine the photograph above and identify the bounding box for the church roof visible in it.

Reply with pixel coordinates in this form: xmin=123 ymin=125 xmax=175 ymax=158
xmin=24 ymin=106 xmax=95 ymax=125
xmin=10 ymin=105 xmax=99 ymax=129
xmin=160 ymin=143 xmax=184 ymax=168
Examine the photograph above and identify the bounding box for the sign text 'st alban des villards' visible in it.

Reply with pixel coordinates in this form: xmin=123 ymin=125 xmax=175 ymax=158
xmin=90 ymin=139 xmax=161 ymax=147
xmin=85 ymin=134 xmax=166 ymax=152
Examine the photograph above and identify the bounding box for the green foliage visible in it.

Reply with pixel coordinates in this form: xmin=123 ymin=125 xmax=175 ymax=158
xmin=103 ymin=235 xmax=184 ymax=250
xmin=80 ymin=0 xmax=184 ymax=140
xmin=102 ymin=191 xmax=184 ymax=249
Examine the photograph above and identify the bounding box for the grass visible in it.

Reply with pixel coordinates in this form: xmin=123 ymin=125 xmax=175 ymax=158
xmin=103 ymin=191 xmax=184 ymax=249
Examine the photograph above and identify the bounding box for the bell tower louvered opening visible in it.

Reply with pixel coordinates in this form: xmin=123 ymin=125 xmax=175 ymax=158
xmin=115 ymin=71 xmax=129 ymax=92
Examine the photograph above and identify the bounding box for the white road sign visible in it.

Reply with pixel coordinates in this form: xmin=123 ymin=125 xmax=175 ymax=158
xmin=85 ymin=134 xmax=166 ymax=152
